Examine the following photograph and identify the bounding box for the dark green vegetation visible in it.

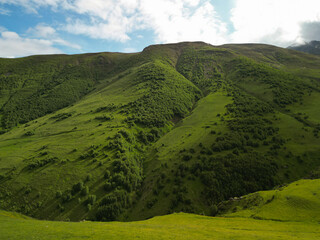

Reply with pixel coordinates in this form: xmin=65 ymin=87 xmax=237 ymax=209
xmin=1 ymin=179 xmax=320 ymax=240
xmin=288 ymin=41 xmax=320 ymax=55
xmin=0 ymin=42 xmax=320 ymax=223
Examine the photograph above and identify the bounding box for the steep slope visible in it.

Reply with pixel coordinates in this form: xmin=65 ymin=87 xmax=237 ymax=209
xmin=0 ymin=42 xmax=319 ymax=222
xmin=127 ymin=44 xmax=320 ymax=220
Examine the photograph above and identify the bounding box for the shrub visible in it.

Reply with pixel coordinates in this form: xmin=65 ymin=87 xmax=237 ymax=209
xmin=86 ymin=174 xmax=92 ymax=182
xmin=24 ymin=131 xmax=34 ymax=136
xmin=62 ymin=193 xmax=72 ymax=203
xmin=87 ymin=195 xmax=96 ymax=205
xmin=87 ymin=204 xmax=92 ymax=211
xmin=104 ymin=181 xmax=113 ymax=191
xmin=72 ymin=181 xmax=84 ymax=195
xmin=104 ymin=170 xmax=111 ymax=179
xmin=182 ymin=154 xmax=192 ymax=161
xmin=210 ymin=204 xmax=218 ymax=216
xmin=81 ymin=186 xmax=89 ymax=196
xmin=56 ymin=190 xmax=62 ymax=198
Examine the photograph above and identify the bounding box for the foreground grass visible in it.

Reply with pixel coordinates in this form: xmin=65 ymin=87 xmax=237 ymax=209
xmin=1 ymin=211 xmax=320 ymax=240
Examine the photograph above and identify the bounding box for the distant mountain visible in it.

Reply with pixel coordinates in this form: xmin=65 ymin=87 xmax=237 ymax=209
xmin=288 ymin=40 xmax=320 ymax=55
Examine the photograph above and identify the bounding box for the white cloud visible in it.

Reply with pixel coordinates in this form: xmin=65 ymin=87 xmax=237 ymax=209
xmin=27 ymin=23 xmax=81 ymax=49
xmin=230 ymin=0 xmax=320 ymax=46
xmin=139 ymin=0 xmax=227 ymax=44
xmin=63 ymin=19 xmax=132 ymax=42
xmin=61 ymin=0 xmax=140 ymax=42
xmin=0 ymin=6 xmax=10 ymax=15
xmin=3 ymin=0 xmax=320 ymax=48
xmin=1 ymin=0 xmax=227 ymax=45
xmin=61 ymin=0 xmax=227 ymax=44
xmin=30 ymin=24 xmax=56 ymax=38
xmin=0 ymin=30 xmax=62 ymax=57
xmin=0 ymin=0 xmax=63 ymax=13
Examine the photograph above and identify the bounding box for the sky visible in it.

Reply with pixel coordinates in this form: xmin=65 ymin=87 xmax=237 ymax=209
xmin=0 ymin=0 xmax=320 ymax=58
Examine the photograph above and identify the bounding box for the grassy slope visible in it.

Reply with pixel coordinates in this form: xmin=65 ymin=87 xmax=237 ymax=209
xmin=0 ymin=42 xmax=320 ymax=222
xmin=2 ymin=179 xmax=320 ymax=239
xmin=126 ymin=44 xmax=320 ymax=220
xmin=127 ymin=90 xmax=232 ymax=219
xmin=0 ymin=44 xmax=202 ymax=221
xmin=221 ymin=179 xmax=320 ymax=222
xmin=1 ymin=211 xmax=320 ymax=240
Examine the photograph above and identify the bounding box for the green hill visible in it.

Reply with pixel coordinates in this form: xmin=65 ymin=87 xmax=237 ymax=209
xmin=0 ymin=42 xmax=319 ymax=223
xmin=220 ymin=179 xmax=320 ymax=222
xmin=1 ymin=179 xmax=320 ymax=240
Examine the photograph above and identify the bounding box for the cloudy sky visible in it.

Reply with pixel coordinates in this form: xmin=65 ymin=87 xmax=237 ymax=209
xmin=0 ymin=0 xmax=320 ymax=57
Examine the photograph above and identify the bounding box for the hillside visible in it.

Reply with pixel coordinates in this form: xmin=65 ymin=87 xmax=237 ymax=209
xmin=0 ymin=42 xmax=320 ymax=222
xmin=220 ymin=179 xmax=320 ymax=222
xmin=1 ymin=179 xmax=320 ymax=240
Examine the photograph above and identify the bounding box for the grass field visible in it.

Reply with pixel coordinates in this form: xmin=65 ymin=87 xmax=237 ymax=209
xmin=2 ymin=179 xmax=320 ymax=239
xmin=1 ymin=210 xmax=320 ymax=240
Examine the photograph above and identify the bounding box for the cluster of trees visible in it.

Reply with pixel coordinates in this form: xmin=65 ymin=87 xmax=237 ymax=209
xmin=27 ymin=157 xmax=57 ymax=170
xmin=50 ymin=112 xmax=72 ymax=121
xmin=0 ymin=53 xmax=121 ymax=129
xmin=229 ymin=57 xmax=306 ymax=108
xmin=196 ymin=153 xmax=278 ymax=204
xmin=176 ymin=47 xmax=223 ymax=92
xmin=126 ymin=62 xmax=201 ymax=127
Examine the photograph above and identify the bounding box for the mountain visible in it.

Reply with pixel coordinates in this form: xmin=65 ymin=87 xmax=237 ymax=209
xmin=0 ymin=42 xmax=319 ymax=222
xmin=288 ymin=40 xmax=320 ymax=55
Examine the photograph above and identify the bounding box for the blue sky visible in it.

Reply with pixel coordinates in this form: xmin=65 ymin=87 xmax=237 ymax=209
xmin=0 ymin=0 xmax=320 ymax=57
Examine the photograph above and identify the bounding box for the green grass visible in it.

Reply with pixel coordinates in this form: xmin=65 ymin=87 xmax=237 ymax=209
xmin=1 ymin=210 xmax=320 ymax=240
xmin=221 ymin=179 xmax=320 ymax=222
xmin=3 ymin=179 xmax=320 ymax=239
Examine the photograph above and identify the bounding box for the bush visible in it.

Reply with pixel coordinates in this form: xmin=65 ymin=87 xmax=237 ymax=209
xmin=210 ymin=204 xmax=218 ymax=216
xmin=62 ymin=193 xmax=73 ymax=203
xmin=72 ymin=181 xmax=84 ymax=195
xmin=81 ymin=186 xmax=89 ymax=196
xmin=104 ymin=170 xmax=111 ymax=179
xmin=87 ymin=204 xmax=92 ymax=211
xmin=24 ymin=131 xmax=35 ymax=136
xmin=182 ymin=154 xmax=192 ymax=161
xmin=87 ymin=195 xmax=96 ymax=205
xmin=104 ymin=181 xmax=113 ymax=191
xmin=86 ymin=174 xmax=92 ymax=182
xmin=56 ymin=190 xmax=62 ymax=198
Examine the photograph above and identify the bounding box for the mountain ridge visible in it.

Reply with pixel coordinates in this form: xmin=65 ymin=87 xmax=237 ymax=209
xmin=288 ymin=40 xmax=320 ymax=55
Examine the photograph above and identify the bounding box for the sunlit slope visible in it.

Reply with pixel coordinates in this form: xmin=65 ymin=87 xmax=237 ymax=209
xmin=220 ymin=179 xmax=320 ymax=222
xmin=1 ymin=210 xmax=320 ymax=240
xmin=127 ymin=44 xmax=320 ymax=220
xmin=0 ymin=48 xmax=201 ymax=221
